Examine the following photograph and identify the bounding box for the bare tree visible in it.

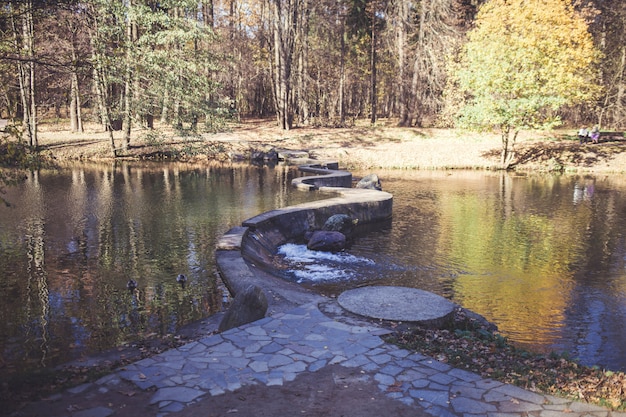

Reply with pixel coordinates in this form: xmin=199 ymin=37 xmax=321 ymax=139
xmin=401 ymin=0 xmax=467 ymax=127
xmin=10 ymin=0 xmax=38 ymax=146
xmin=269 ymin=0 xmax=297 ymax=129
xmin=368 ymin=1 xmax=380 ymax=124
xmin=122 ymin=0 xmax=137 ymax=147
xmin=589 ymin=1 xmax=626 ymax=128
xmin=86 ymin=0 xmax=118 ymax=155
xmin=393 ymin=0 xmax=410 ymax=126
xmin=268 ymin=0 xmax=312 ymax=129
xmin=55 ymin=8 xmax=89 ymax=133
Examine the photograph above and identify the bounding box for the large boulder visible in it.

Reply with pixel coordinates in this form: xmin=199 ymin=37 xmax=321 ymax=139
xmin=322 ymin=214 xmax=358 ymax=236
xmin=307 ymin=230 xmax=346 ymax=252
xmin=218 ymin=285 xmax=268 ymax=332
xmin=356 ymin=174 xmax=382 ymax=191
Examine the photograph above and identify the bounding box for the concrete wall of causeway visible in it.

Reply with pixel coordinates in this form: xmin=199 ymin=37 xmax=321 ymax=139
xmin=215 ymin=163 xmax=393 ymax=307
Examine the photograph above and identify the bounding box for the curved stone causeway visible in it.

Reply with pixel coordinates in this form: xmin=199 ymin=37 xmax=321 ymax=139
xmin=215 ymin=161 xmax=464 ymax=331
xmin=215 ymin=161 xmax=394 ymax=311
xmin=203 ymin=164 xmax=614 ymax=417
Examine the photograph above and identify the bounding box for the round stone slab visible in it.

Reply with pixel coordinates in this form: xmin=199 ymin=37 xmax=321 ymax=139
xmin=337 ymin=286 xmax=456 ymax=327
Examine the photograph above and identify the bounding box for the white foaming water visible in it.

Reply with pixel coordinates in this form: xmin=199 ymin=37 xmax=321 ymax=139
xmin=277 ymin=243 xmax=375 ymax=283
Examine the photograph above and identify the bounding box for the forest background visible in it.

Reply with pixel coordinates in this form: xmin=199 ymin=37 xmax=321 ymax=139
xmin=1 ymin=0 xmax=625 ymax=169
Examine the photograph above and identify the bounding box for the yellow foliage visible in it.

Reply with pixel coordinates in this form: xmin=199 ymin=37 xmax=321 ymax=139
xmin=456 ymin=0 xmax=602 ymax=131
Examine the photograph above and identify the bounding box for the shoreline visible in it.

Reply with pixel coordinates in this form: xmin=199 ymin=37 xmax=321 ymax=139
xmin=32 ymin=119 xmax=626 ymax=174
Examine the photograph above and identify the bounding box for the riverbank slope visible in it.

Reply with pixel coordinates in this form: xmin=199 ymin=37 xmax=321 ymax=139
xmin=35 ymin=118 xmax=626 ymax=173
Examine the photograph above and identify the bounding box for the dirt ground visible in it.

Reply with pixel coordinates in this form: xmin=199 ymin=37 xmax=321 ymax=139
xmin=32 ymin=118 xmax=626 ymax=172
xmin=15 ymin=365 xmax=427 ymax=417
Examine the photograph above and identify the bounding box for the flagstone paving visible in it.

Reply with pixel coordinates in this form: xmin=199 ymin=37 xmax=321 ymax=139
xmin=57 ymin=301 xmax=626 ymax=417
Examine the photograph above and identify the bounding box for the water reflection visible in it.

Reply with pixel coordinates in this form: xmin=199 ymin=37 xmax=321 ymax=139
xmin=296 ymin=171 xmax=626 ymax=371
xmin=0 ymin=162 xmax=315 ymax=375
xmin=3 ymin=165 xmax=626 ymax=374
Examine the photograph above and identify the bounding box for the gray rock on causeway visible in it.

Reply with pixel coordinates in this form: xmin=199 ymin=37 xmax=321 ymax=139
xmin=322 ymin=213 xmax=358 ymax=235
xmin=356 ymin=173 xmax=382 ymax=191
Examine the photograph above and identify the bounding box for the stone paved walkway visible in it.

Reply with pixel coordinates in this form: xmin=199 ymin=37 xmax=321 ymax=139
xmin=68 ymin=302 xmax=624 ymax=417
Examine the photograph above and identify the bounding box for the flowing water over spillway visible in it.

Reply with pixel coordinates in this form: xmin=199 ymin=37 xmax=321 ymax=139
xmin=2 ymin=165 xmax=626 ymax=374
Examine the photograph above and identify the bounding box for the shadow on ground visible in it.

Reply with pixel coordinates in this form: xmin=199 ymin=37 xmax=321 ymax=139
xmin=482 ymin=138 xmax=626 ymax=169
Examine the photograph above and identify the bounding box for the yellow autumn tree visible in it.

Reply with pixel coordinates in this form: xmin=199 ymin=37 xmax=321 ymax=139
xmin=453 ymin=0 xmax=602 ymax=169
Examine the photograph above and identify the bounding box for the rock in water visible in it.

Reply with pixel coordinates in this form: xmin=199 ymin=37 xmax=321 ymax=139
xmin=356 ymin=173 xmax=382 ymax=190
xmin=219 ymin=285 xmax=268 ymax=332
xmin=307 ymin=230 xmax=346 ymax=252
xmin=322 ymin=214 xmax=358 ymax=235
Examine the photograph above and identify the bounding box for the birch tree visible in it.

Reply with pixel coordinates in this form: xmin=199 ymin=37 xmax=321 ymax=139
xmin=9 ymin=0 xmax=37 ymax=147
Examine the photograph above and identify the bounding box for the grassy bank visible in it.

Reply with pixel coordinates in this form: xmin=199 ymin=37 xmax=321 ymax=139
xmin=31 ymin=118 xmax=626 ymax=173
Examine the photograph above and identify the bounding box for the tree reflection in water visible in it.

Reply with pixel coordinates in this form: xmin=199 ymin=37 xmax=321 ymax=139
xmin=0 ymin=162 xmax=314 ymax=375
xmin=301 ymin=170 xmax=626 ymax=372
xmin=2 ymin=167 xmax=626 ymax=375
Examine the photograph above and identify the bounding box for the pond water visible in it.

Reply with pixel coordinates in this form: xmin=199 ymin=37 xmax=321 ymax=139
xmin=279 ymin=170 xmax=626 ymax=371
xmin=0 ymin=162 xmax=318 ymax=375
xmin=2 ymin=164 xmax=626 ymax=375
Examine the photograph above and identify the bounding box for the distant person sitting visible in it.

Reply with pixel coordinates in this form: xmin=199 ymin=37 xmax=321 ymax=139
xmin=578 ymin=126 xmax=589 ymax=144
xmin=590 ymin=126 xmax=600 ymax=144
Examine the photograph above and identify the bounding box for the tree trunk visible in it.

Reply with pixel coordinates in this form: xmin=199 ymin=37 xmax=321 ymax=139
xmin=122 ymin=71 xmax=132 ymax=147
xmin=94 ymin=67 xmax=116 ymax=156
xmin=91 ymin=41 xmax=116 ymax=156
xmin=26 ymin=1 xmax=37 ymax=147
xmin=408 ymin=0 xmax=429 ymax=128
xmin=272 ymin=0 xmax=286 ymax=129
xmin=161 ymin=90 xmax=169 ymax=123
xmin=174 ymin=99 xmax=182 ymax=128
xmin=500 ymin=126 xmax=517 ymax=169
xmin=396 ymin=1 xmax=410 ymax=126
xmin=14 ymin=28 xmax=32 ymax=138
xmin=11 ymin=0 xmax=37 ymax=147
xmin=69 ymin=45 xmax=83 ymax=133
xmin=296 ymin=2 xmax=310 ymax=125
xmin=370 ymin=6 xmax=377 ymax=125
xmin=75 ymin=82 xmax=83 ymax=132
xmin=228 ymin=0 xmax=237 ymax=104
xmin=70 ymin=72 xmax=79 ymax=132
xmin=122 ymin=0 xmax=135 ymax=148
xmin=616 ymin=46 xmax=626 ymax=126
xmin=203 ymin=0 xmax=214 ymax=28
xmin=339 ymin=13 xmax=346 ymax=125
xmin=86 ymin=0 xmax=116 ymax=156
xmin=270 ymin=0 xmax=301 ymax=130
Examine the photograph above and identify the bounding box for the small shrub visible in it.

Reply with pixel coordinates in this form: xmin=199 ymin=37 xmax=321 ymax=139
xmin=142 ymin=130 xmax=165 ymax=148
